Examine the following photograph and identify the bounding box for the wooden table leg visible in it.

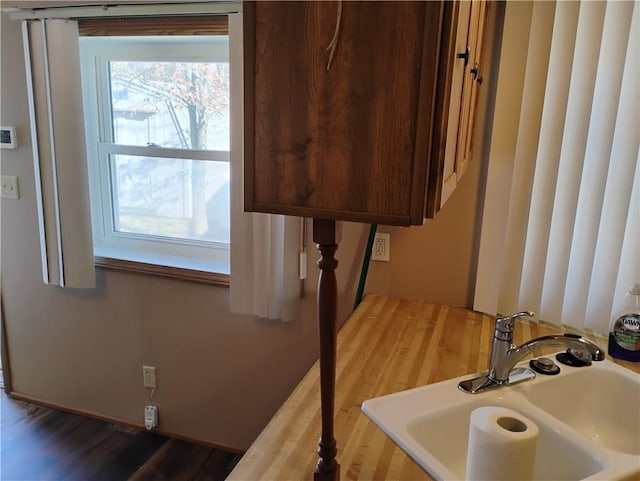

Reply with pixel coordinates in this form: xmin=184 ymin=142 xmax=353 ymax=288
xmin=313 ymin=219 xmax=341 ymax=481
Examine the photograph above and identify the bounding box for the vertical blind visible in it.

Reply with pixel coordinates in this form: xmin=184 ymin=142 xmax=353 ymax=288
xmin=474 ymin=0 xmax=639 ymax=334
xmin=23 ymin=19 xmax=96 ymax=288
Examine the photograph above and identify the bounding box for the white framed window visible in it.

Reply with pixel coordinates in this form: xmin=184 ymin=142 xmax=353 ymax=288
xmin=79 ymin=34 xmax=231 ymax=275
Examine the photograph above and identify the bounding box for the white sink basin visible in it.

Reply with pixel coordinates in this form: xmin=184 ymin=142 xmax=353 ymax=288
xmin=522 ymin=366 xmax=640 ymax=455
xmin=362 ymin=356 xmax=640 ymax=481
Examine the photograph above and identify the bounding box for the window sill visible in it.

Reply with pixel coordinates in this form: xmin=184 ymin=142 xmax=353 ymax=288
xmin=95 ymin=256 xmax=229 ymax=287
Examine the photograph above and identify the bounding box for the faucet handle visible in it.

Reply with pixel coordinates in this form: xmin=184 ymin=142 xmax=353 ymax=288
xmin=494 ymin=311 xmax=534 ymax=340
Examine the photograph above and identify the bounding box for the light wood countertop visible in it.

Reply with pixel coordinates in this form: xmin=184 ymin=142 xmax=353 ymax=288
xmin=228 ymin=295 xmax=640 ymax=481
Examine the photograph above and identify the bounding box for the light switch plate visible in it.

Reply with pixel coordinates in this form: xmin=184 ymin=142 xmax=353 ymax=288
xmin=0 ymin=127 xmax=17 ymax=149
xmin=1 ymin=175 xmax=19 ymax=199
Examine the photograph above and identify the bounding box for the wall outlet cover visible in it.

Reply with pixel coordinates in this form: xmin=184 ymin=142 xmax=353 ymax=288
xmin=372 ymin=233 xmax=390 ymax=262
xmin=142 ymin=365 xmax=157 ymax=388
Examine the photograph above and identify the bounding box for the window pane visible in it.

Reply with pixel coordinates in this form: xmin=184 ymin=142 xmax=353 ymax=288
xmin=111 ymin=154 xmax=229 ymax=244
xmin=109 ymin=61 xmax=229 ymax=150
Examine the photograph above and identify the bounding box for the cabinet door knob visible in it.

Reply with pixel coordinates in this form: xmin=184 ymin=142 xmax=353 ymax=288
xmin=470 ymin=63 xmax=483 ymax=84
xmin=457 ymin=47 xmax=470 ymax=66
xmin=469 ymin=62 xmax=482 ymax=84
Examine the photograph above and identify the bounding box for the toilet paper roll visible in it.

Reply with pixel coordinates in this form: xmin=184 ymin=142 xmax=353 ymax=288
xmin=465 ymin=406 xmax=539 ymax=481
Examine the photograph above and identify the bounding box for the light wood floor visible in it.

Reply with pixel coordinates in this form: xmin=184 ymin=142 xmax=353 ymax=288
xmin=0 ymin=393 xmax=243 ymax=481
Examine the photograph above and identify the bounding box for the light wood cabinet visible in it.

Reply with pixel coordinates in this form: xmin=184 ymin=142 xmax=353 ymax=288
xmin=244 ymin=1 xmax=470 ymax=225
xmin=437 ymin=0 xmax=488 ymax=211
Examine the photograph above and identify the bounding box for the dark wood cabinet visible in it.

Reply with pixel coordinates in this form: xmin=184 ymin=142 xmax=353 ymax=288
xmin=244 ymin=1 xmax=460 ymax=226
xmin=242 ymin=3 xmax=487 ymax=479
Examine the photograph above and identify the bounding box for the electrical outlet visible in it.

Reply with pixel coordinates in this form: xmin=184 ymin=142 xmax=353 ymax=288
xmin=142 ymin=365 xmax=157 ymax=388
xmin=1 ymin=175 xmax=19 ymax=199
xmin=372 ymin=233 xmax=390 ymax=262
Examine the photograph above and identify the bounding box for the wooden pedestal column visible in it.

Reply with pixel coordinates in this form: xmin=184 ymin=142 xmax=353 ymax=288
xmin=312 ymin=219 xmax=341 ymax=481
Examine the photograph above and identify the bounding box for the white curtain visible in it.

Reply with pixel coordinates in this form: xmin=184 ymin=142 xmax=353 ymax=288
xmin=22 ymin=19 xmax=95 ymax=288
xmin=474 ymin=0 xmax=639 ymax=334
xmin=229 ymin=212 xmax=301 ymax=322
xmin=228 ymin=14 xmax=300 ymax=322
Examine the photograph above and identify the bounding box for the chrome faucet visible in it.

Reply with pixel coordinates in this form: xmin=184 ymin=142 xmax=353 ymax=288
xmin=459 ymin=311 xmax=605 ymax=394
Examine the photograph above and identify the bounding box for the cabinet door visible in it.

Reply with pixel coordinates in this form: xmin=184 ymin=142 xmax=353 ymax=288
xmin=457 ymin=1 xmax=488 ymax=177
xmin=244 ymin=1 xmax=445 ymax=226
xmin=439 ymin=0 xmax=488 ymax=208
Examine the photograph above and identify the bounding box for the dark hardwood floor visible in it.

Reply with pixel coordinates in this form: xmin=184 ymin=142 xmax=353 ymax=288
xmin=0 ymin=393 xmax=243 ymax=481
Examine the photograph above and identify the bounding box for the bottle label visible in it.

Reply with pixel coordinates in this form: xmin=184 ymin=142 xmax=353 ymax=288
xmin=613 ymin=314 xmax=640 ymax=351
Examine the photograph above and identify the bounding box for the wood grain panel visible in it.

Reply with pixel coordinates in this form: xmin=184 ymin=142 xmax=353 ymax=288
xmin=228 ymin=295 xmax=640 ymax=481
xmin=78 ymin=16 xmax=228 ymax=36
xmin=426 ymin=1 xmax=459 ymax=217
xmin=246 ymin=2 xmax=442 ymax=225
xmin=410 ymin=0 xmax=446 ymax=224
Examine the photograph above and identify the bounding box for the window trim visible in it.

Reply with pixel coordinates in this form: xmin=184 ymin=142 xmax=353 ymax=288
xmin=95 ymin=256 xmax=229 ymax=286
xmin=80 ymin=33 xmax=232 ymax=276
xmin=10 ymin=3 xmax=241 ymax=21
